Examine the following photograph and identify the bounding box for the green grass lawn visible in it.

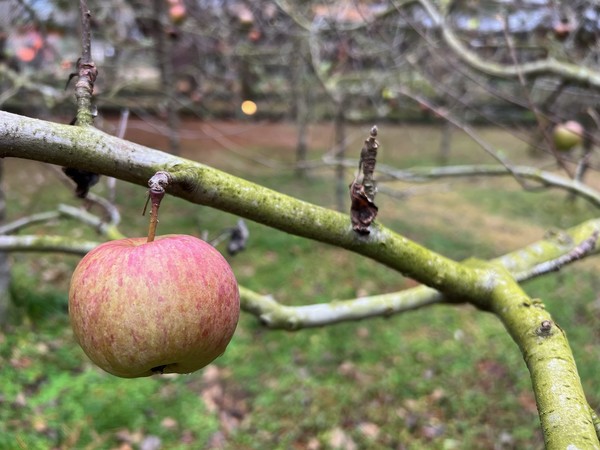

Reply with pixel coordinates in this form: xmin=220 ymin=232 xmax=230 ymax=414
xmin=0 ymin=121 xmax=598 ymax=449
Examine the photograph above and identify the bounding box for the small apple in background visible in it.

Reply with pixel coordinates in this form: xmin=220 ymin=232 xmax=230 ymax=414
xmin=168 ymin=2 xmax=187 ymax=25
xmin=381 ymin=87 xmax=396 ymax=101
xmin=553 ymin=20 xmax=573 ymax=41
xmin=69 ymin=234 xmax=240 ymax=378
xmin=553 ymin=120 xmax=584 ymax=151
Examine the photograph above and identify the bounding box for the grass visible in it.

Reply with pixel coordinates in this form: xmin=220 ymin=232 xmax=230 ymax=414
xmin=0 ymin=121 xmax=598 ymax=449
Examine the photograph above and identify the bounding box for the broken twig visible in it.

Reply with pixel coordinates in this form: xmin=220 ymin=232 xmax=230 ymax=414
xmin=350 ymin=126 xmax=379 ymax=234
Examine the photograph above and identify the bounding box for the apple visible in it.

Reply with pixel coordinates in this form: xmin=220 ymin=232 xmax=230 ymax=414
xmin=169 ymin=3 xmax=187 ymax=25
xmin=381 ymin=87 xmax=395 ymax=100
xmin=553 ymin=21 xmax=572 ymax=41
xmin=68 ymin=235 xmax=240 ymax=378
xmin=553 ymin=120 xmax=584 ymax=151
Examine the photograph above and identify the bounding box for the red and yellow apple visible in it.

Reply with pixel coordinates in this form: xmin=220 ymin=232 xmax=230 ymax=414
xmin=68 ymin=235 xmax=239 ymax=378
xmin=553 ymin=120 xmax=584 ymax=151
xmin=168 ymin=2 xmax=187 ymax=25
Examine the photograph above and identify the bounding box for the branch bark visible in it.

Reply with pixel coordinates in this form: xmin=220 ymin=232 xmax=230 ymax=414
xmin=408 ymin=165 xmax=600 ymax=206
xmin=479 ymin=264 xmax=599 ymax=449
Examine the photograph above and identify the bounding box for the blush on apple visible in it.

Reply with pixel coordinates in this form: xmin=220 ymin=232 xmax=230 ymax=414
xmin=68 ymin=234 xmax=240 ymax=378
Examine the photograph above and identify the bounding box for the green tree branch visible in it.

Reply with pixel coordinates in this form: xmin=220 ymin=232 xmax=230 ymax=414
xmin=0 ymin=111 xmax=486 ymax=301
xmin=478 ymin=264 xmax=599 ymax=449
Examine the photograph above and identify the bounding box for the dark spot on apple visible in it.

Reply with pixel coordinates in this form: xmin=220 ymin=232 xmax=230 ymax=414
xmin=151 ymin=364 xmax=168 ymax=374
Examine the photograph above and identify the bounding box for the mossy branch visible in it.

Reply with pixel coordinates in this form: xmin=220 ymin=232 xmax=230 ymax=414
xmin=392 ymin=164 xmax=600 ymax=208
xmin=476 ymin=264 xmax=599 ymax=448
xmin=320 ymin=160 xmax=600 ymax=208
xmin=0 ymin=111 xmax=486 ymax=302
xmin=0 ymin=235 xmax=98 ymax=255
xmin=242 ymin=218 xmax=600 ymax=329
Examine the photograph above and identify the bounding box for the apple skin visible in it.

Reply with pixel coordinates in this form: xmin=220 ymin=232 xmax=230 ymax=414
xmin=68 ymin=235 xmax=240 ymax=378
xmin=553 ymin=121 xmax=584 ymax=151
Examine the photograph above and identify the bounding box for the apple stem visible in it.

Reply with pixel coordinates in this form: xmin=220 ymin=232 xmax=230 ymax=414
xmin=146 ymin=191 xmax=162 ymax=243
xmin=145 ymin=171 xmax=172 ymax=243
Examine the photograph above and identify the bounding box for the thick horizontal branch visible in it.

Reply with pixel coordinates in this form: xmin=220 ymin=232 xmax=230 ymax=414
xmin=2 ymin=112 xmax=599 ymax=446
xmin=3 ymin=111 xmax=600 ymax=312
xmin=326 ymin=159 xmax=600 ymax=207
xmin=0 ymin=111 xmax=487 ymax=303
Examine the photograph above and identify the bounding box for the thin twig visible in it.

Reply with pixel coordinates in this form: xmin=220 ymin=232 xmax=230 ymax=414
xmin=416 ymin=0 xmax=600 ymax=88
xmin=0 ymin=211 xmax=60 ymax=235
